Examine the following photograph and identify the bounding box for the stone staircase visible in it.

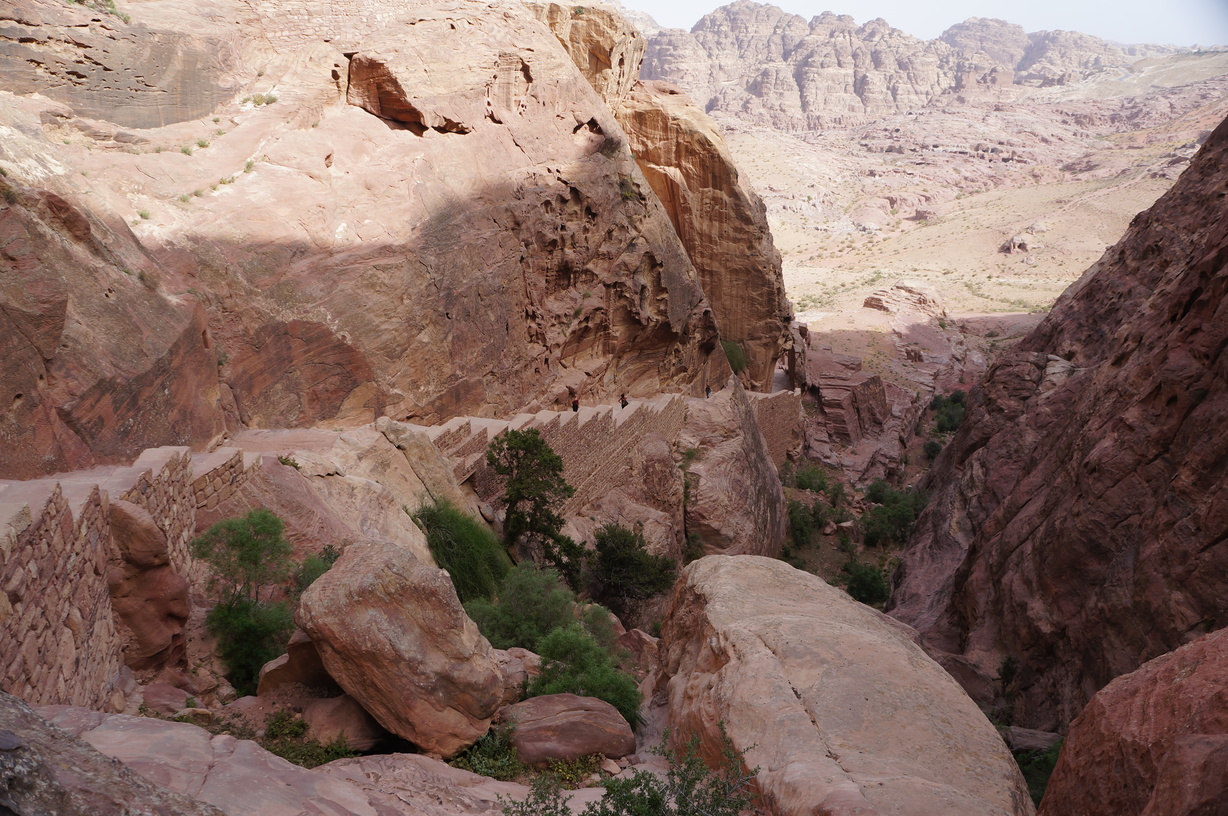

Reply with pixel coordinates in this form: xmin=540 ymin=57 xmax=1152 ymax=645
xmin=409 ymin=394 xmax=684 ymax=485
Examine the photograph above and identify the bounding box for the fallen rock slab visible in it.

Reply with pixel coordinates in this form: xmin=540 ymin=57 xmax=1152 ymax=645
xmin=504 ymin=693 xmax=635 ymax=768
xmin=297 ymin=539 xmax=503 ymax=758
xmin=660 ymin=555 xmax=1033 ymax=816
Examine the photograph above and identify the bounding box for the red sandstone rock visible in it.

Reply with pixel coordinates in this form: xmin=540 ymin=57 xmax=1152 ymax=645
xmin=106 ymin=500 xmax=190 ymax=672
xmin=659 ymin=555 xmax=1033 ymax=816
xmin=296 ymin=539 xmax=503 ymax=758
xmin=1038 ymin=629 xmax=1228 ymax=816
xmin=890 ymin=113 xmax=1228 ymax=731
xmin=140 ymin=683 xmax=190 ymax=717
xmin=303 ymin=695 xmax=387 ymax=752
xmin=677 ymin=381 xmax=787 ymax=558
xmin=504 ymin=693 xmax=636 ymax=768
xmin=256 ymin=629 xmax=338 ymax=697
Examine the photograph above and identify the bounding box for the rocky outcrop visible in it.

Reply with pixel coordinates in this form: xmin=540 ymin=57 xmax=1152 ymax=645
xmin=642 ymin=2 xmax=1186 ymax=129
xmin=529 ymin=2 xmax=645 ymax=105
xmin=890 ymin=114 xmax=1228 ymax=730
xmin=303 ymin=695 xmax=388 ymax=753
xmin=504 ymin=693 xmax=636 ymax=768
xmin=0 ymin=0 xmax=738 ymax=478
xmin=296 ymin=539 xmax=503 ymax=758
xmin=1038 ymin=629 xmax=1228 ymax=816
xmin=678 ymin=381 xmax=787 ymax=558
xmin=106 ymin=499 xmax=190 ymax=672
xmin=658 ymin=556 xmax=1033 ymax=816
xmin=0 ymin=692 xmax=224 ymax=816
xmin=616 ymin=80 xmax=790 ymax=389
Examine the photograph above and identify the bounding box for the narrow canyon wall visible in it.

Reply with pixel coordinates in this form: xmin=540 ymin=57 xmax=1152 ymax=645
xmin=890 ymin=113 xmax=1228 ymax=731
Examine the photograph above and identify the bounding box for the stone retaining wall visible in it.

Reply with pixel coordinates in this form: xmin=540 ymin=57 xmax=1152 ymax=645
xmin=0 ymin=447 xmax=258 ymax=709
xmin=747 ymin=390 xmax=804 ymax=467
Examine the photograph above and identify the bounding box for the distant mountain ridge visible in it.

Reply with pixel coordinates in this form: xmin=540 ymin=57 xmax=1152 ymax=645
xmin=637 ymin=0 xmax=1203 ymax=129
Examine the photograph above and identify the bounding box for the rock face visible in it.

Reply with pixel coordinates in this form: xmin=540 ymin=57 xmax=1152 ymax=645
xmin=529 ymin=2 xmax=645 ymax=105
xmin=504 ymin=693 xmax=636 ymax=768
xmin=658 ymin=556 xmax=1033 ymax=816
xmin=0 ymin=0 xmax=760 ymax=478
xmin=106 ymin=499 xmax=190 ymax=672
xmin=296 ymin=539 xmax=503 ymax=758
xmin=1038 ymin=629 xmax=1228 ymax=816
xmin=616 ymin=80 xmax=790 ymax=388
xmin=890 ymin=114 xmax=1228 ymax=730
xmin=678 ymin=381 xmax=787 ymax=558
xmin=643 ymin=2 xmax=1184 ymax=129
xmin=0 ymin=692 xmax=224 ymax=816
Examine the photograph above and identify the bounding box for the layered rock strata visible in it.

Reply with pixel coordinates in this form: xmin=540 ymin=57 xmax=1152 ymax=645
xmin=890 ymin=113 xmax=1228 ymax=730
xmin=658 ymin=555 xmax=1033 ymax=816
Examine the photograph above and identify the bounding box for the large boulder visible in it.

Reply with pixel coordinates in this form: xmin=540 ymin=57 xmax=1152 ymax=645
xmin=303 ymin=696 xmax=388 ymax=753
xmin=678 ymin=382 xmax=788 ymax=558
xmin=659 ymin=555 xmax=1033 ymax=816
xmin=1038 ymin=628 xmax=1228 ymax=816
xmin=504 ymin=693 xmax=636 ymax=768
xmin=296 ymin=539 xmax=503 ymax=758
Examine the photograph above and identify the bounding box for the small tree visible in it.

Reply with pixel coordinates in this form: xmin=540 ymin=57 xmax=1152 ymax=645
xmin=191 ymin=508 xmax=296 ymax=694
xmin=486 ymin=428 xmax=580 ymax=584
xmin=590 ymin=524 xmax=676 ymax=619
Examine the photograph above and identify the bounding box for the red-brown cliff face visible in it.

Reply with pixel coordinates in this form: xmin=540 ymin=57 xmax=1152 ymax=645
xmin=889 ymin=113 xmax=1228 ymax=731
xmin=0 ymin=0 xmax=762 ymax=477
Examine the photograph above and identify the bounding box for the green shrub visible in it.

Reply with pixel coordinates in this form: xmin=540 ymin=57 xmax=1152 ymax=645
xmin=827 ymin=482 xmax=846 ymax=507
xmin=548 ymin=754 xmax=601 ymax=789
xmin=206 ymin=597 xmax=293 ymax=695
xmin=794 ymin=463 xmax=829 ymax=493
xmin=720 ymin=340 xmax=748 ymax=374
xmin=414 ymin=500 xmax=511 ymax=603
xmin=503 ymin=725 xmax=758 ymax=816
xmin=464 ymin=563 xmax=578 ymax=652
xmin=787 ymin=499 xmax=813 ymax=546
xmin=590 ymin=524 xmax=675 ymax=619
xmin=261 ymin=710 xmax=356 ymax=768
xmin=191 ymin=509 xmax=293 ymax=605
xmin=931 ymin=392 xmax=966 ymax=433
xmin=1014 ymin=740 xmax=1063 ymax=806
xmin=842 ymin=561 xmax=889 ymax=606
xmin=450 ymin=720 xmax=525 ymax=781
xmin=529 ymin=624 xmax=641 ymax=726
xmin=923 ymin=440 xmax=943 ymax=460
xmin=292 ymin=544 xmax=340 ymax=595
xmin=862 ymin=484 xmax=926 ymax=548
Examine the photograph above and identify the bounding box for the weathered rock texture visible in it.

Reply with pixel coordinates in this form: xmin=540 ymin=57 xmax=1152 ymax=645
xmin=529 ymin=2 xmax=645 ymax=105
xmin=296 ymin=538 xmax=504 ymax=758
xmin=1038 ymin=628 xmax=1228 ymax=816
xmin=659 ymin=555 xmax=1033 ymax=816
xmin=890 ymin=113 xmax=1228 ymax=730
xmin=0 ymin=692 xmax=224 ymax=816
xmin=504 ymin=693 xmax=636 ymax=768
xmin=643 ymin=2 xmax=1184 ymax=130
xmin=0 ymin=0 xmax=765 ymax=478
xmin=677 ymin=382 xmax=788 ymax=558
xmin=616 ymin=80 xmax=790 ymax=388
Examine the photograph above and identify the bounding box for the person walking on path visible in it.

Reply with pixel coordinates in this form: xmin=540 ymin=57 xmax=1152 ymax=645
xmin=619 ymin=393 xmax=629 ymax=409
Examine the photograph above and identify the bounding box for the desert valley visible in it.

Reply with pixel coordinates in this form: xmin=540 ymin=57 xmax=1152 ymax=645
xmin=0 ymin=1 xmax=1225 ymax=814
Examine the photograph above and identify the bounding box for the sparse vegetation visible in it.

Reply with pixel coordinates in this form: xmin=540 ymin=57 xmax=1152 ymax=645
xmin=1014 ymin=740 xmax=1063 ymax=806
xmin=588 ymin=524 xmax=675 ymax=620
xmin=529 ymin=623 xmax=641 ymax=725
xmin=861 ymin=480 xmax=926 ymax=548
xmin=923 ymin=439 xmax=943 ymax=460
xmin=450 ymin=720 xmax=526 ymax=781
xmin=721 ymin=339 xmax=748 ymax=374
xmin=463 ymin=562 xmax=582 ymax=652
xmin=244 ymin=92 xmax=279 ymax=106
xmin=841 ymin=560 xmax=889 ymax=606
xmin=414 ymin=499 xmax=511 ymax=603
xmin=137 ymin=209 xmax=150 ymax=220
xmin=931 ymin=390 xmax=966 ymax=433
xmin=260 ymin=709 xmax=357 ymax=767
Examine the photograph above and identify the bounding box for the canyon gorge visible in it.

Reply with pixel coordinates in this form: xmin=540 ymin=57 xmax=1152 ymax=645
xmin=0 ymin=1 xmax=1225 ymax=815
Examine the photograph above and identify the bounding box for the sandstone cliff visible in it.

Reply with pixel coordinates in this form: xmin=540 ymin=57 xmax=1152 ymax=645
xmin=889 ymin=112 xmax=1228 ymax=731
xmin=0 ymin=0 xmax=779 ymax=477
xmin=642 ymin=2 xmax=1187 ymax=129
xmin=532 ymin=3 xmax=791 ymax=389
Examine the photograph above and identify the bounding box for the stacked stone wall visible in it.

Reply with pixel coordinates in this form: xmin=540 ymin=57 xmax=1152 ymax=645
xmin=0 ymin=484 xmax=122 ymax=710
xmin=0 ymin=445 xmax=259 ymax=709
xmin=250 ymin=0 xmax=415 ymax=50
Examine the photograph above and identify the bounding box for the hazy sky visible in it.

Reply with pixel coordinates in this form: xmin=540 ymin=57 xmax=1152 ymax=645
xmin=618 ymin=0 xmax=1228 ymax=48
